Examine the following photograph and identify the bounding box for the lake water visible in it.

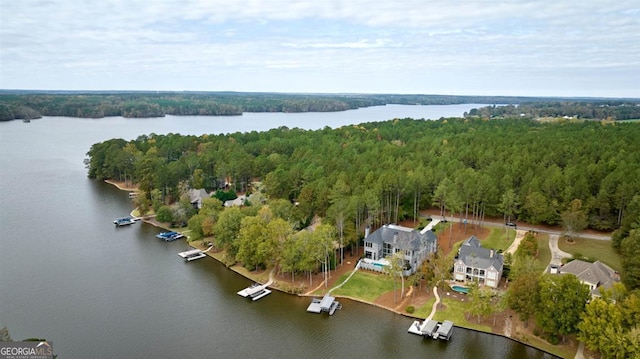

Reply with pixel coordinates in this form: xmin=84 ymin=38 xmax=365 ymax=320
xmin=0 ymin=104 xmax=554 ymax=358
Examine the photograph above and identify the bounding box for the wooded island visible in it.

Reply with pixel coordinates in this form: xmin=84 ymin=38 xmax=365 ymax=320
xmin=1 ymin=91 xmax=639 ymax=120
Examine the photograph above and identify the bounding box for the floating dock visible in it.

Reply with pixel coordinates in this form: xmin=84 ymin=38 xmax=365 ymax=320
xmin=114 ymin=217 xmax=137 ymax=227
xmin=156 ymin=231 xmax=185 ymax=241
xmin=178 ymin=248 xmax=207 ymax=261
xmin=237 ymin=283 xmax=271 ymax=301
xmin=408 ymin=319 xmax=454 ymax=340
xmin=307 ymin=293 xmax=342 ymax=315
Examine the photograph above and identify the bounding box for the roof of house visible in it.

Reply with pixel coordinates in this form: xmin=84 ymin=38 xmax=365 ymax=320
xmin=456 ymin=235 xmax=504 ymax=271
xmin=224 ymin=196 xmax=245 ymax=207
xmin=559 ymin=259 xmax=619 ymax=293
xmin=365 ymin=224 xmax=437 ymax=251
xmin=188 ymin=189 xmax=209 ymax=204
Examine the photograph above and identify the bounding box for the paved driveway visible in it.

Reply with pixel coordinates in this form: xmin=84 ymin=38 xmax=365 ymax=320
xmin=547 ymin=234 xmax=572 ymax=270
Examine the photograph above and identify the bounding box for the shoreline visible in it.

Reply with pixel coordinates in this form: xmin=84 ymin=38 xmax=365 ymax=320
xmin=188 ymin=238 xmax=563 ymax=358
xmin=105 ymin=179 xmax=571 ymax=358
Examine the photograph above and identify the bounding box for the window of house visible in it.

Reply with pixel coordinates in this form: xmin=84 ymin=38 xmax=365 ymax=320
xmin=382 ymin=243 xmax=392 ymax=257
xmin=365 ymin=242 xmax=373 ymax=248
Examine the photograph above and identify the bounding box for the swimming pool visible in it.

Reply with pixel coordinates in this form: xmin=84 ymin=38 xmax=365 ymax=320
xmin=451 ymin=285 xmax=469 ymax=294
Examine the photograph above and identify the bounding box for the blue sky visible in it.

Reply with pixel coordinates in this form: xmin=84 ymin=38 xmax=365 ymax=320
xmin=1 ymin=1 xmax=638 ymax=97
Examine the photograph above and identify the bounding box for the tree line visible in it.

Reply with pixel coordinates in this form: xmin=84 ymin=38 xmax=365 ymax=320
xmin=469 ymin=101 xmax=640 ymax=120
xmin=2 ymin=90 xmax=633 ymax=120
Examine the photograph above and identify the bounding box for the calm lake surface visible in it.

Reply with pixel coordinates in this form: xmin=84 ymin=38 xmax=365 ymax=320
xmin=0 ymin=104 xmax=554 ymax=358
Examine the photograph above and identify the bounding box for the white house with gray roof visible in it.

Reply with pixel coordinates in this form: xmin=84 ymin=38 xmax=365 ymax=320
xmin=453 ymin=236 xmax=504 ymax=288
xmin=362 ymin=224 xmax=438 ymax=276
xmin=557 ymin=259 xmax=620 ymax=297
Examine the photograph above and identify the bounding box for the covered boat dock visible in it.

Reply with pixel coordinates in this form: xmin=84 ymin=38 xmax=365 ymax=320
xmin=178 ymin=248 xmax=206 ymax=261
xmin=307 ymin=293 xmax=342 ymax=315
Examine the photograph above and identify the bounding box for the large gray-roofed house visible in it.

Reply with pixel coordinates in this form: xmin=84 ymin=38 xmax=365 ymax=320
xmin=558 ymin=259 xmax=620 ymax=297
xmin=188 ymin=188 xmax=210 ymax=209
xmin=363 ymin=224 xmax=437 ymax=276
xmin=453 ymin=236 xmax=504 ymax=288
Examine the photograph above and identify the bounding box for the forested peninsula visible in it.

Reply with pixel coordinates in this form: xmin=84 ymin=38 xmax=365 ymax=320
xmin=2 ymin=90 xmax=639 ymax=120
xmin=86 ymin=117 xmax=640 ymax=290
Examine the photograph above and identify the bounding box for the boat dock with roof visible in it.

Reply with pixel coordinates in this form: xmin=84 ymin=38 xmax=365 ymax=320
xmin=113 ymin=217 xmax=137 ymax=227
xmin=306 ymin=293 xmax=342 ymax=315
xmin=156 ymin=231 xmax=185 ymax=241
xmin=237 ymin=283 xmax=272 ymax=301
xmin=408 ymin=319 xmax=454 ymax=341
xmin=178 ymin=248 xmax=206 ymax=261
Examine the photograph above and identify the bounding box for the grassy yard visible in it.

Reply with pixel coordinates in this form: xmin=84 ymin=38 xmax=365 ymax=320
xmin=329 ymin=271 xmax=395 ymax=302
xmin=413 ymin=297 xmax=436 ymax=318
xmin=558 ymin=236 xmax=621 ymax=272
xmin=482 ymin=227 xmax=516 ymax=251
xmin=432 ymin=297 xmax=491 ymax=332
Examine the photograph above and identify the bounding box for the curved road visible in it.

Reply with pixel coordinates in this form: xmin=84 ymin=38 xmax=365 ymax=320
xmin=422 ymin=213 xmax=612 ymax=241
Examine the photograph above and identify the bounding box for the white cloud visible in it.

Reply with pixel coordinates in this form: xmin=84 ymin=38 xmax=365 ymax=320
xmin=0 ymin=0 xmax=638 ymax=97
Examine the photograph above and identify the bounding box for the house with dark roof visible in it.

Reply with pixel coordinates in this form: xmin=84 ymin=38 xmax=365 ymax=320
xmin=557 ymin=259 xmax=620 ymax=297
xmin=362 ymin=224 xmax=438 ymax=276
xmin=188 ymin=188 xmax=210 ymax=209
xmin=453 ymin=236 xmax=504 ymax=288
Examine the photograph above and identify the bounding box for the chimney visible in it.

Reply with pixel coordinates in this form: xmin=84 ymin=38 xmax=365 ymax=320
xmin=365 ymin=226 xmax=370 ymax=238
xmin=490 ymin=250 xmax=494 ymax=258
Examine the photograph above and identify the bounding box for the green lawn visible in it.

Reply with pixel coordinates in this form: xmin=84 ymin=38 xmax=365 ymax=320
xmin=557 ymin=236 xmax=621 ymax=272
xmin=329 ymin=271 xmax=395 ymax=302
xmin=413 ymin=297 xmax=436 ymax=318
xmin=432 ymin=297 xmax=491 ymax=332
xmin=482 ymin=227 xmax=516 ymax=251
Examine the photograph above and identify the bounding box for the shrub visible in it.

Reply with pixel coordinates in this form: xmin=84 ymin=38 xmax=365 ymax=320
xmin=406 ymin=306 xmax=415 ymax=314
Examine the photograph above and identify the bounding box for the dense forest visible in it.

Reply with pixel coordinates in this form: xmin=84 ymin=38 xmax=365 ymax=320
xmin=2 ymin=90 xmax=637 ymax=120
xmin=85 ymin=117 xmax=640 ymax=289
xmin=86 ymin=117 xmax=640 ymax=230
xmin=469 ymin=102 xmax=640 ymax=120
